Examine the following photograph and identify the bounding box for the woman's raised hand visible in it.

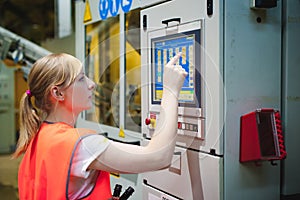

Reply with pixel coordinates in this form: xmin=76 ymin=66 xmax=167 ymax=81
xmin=163 ymin=53 xmax=188 ymax=97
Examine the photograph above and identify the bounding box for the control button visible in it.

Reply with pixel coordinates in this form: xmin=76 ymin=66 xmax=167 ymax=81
xmin=145 ymin=118 xmax=156 ymax=128
xmin=145 ymin=118 xmax=151 ymax=125
xmin=178 ymin=122 xmax=182 ymax=129
xmin=182 ymin=123 xmax=185 ymax=129
xmin=186 ymin=124 xmax=190 ymax=130
xmin=193 ymin=125 xmax=198 ymax=132
xmin=150 ymin=119 xmax=156 ymax=125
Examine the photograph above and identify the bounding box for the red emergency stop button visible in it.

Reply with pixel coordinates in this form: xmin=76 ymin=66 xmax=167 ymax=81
xmin=145 ymin=118 xmax=151 ymax=125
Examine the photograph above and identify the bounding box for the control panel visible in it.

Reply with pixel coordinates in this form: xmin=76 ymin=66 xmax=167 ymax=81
xmin=144 ymin=20 xmax=205 ymax=140
xmin=145 ymin=111 xmax=205 ymax=139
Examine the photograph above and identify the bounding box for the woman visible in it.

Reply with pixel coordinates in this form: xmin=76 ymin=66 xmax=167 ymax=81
xmin=14 ymin=53 xmax=187 ymax=200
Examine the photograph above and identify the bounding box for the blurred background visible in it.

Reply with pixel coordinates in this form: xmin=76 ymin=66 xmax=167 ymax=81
xmin=0 ymin=0 xmax=76 ymax=199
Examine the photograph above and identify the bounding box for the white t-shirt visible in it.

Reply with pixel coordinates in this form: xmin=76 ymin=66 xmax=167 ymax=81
xmin=68 ymin=134 xmax=110 ymax=200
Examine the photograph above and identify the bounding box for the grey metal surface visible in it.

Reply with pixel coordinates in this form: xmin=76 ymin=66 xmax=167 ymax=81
xmin=224 ymin=1 xmax=282 ymax=199
xmin=281 ymin=0 xmax=300 ymax=195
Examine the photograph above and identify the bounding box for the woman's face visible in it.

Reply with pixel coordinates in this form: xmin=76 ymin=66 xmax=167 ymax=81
xmin=63 ymin=66 xmax=96 ymax=114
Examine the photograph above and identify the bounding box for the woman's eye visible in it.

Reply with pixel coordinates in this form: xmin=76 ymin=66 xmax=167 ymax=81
xmin=79 ymin=76 xmax=85 ymax=81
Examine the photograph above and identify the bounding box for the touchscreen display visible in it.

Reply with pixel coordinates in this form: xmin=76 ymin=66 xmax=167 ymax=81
xmin=151 ymin=30 xmax=200 ymax=106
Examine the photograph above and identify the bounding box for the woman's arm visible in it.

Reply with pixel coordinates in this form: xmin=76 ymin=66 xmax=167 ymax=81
xmin=89 ymin=53 xmax=187 ymax=173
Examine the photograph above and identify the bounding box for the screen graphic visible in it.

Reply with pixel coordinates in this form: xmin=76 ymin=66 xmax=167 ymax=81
xmin=151 ymin=30 xmax=201 ymax=106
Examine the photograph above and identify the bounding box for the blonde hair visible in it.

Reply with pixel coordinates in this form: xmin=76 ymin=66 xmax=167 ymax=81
xmin=13 ymin=53 xmax=82 ymax=158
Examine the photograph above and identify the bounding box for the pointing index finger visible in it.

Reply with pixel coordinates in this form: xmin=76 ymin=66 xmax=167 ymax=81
xmin=168 ymin=52 xmax=182 ymax=66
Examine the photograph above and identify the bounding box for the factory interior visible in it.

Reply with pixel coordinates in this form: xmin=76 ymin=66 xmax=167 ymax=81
xmin=0 ymin=0 xmax=300 ymax=199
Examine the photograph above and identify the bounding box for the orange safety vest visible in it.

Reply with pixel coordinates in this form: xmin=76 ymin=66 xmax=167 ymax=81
xmin=18 ymin=122 xmax=112 ymax=200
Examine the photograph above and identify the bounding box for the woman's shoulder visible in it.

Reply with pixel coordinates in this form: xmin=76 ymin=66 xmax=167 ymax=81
xmin=74 ymin=127 xmax=97 ymax=137
xmin=39 ymin=122 xmax=96 ymax=140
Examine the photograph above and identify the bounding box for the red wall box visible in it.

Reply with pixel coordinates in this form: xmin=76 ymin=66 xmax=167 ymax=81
xmin=240 ymin=108 xmax=287 ymax=163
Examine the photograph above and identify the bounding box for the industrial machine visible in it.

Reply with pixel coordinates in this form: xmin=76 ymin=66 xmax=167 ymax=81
xmin=140 ymin=3 xmax=223 ymax=198
xmin=1 ymin=0 xmax=299 ymax=199
xmin=0 ymin=27 xmax=51 ymax=153
xmin=0 ymin=27 xmax=51 ymax=78
xmin=74 ymin=0 xmax=300 ymax=199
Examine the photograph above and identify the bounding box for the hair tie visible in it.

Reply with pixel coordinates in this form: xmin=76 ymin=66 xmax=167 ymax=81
xmin=26 ymin=89 xmax=32 ymax=97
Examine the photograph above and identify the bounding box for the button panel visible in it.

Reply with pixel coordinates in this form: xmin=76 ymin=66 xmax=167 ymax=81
xmin=146 ymin=112 xmax=204 ymax=139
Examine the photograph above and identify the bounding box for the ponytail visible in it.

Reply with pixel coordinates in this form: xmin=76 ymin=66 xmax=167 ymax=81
xmin=13 ymin=92 xmax=41 ymax=158
xmin=12 ymin=53 xmax=82 ymax=158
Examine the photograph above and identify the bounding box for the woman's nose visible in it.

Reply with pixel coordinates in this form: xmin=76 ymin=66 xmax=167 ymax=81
xmin=88 ymin=78 xmax=96 ymax=90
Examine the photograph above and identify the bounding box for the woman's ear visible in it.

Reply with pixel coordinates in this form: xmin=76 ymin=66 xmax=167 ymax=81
xmin=50 ymin=86 xmax=64 ymax=101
